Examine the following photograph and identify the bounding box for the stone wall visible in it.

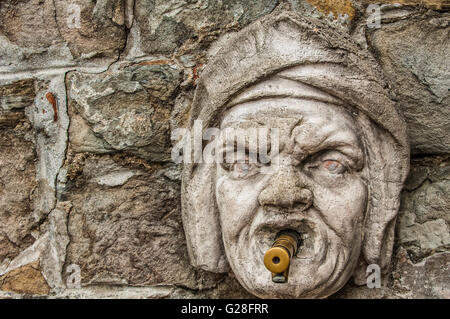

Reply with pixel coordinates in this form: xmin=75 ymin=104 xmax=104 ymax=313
xmin=0 ymin=0 xmax=448 ymax=298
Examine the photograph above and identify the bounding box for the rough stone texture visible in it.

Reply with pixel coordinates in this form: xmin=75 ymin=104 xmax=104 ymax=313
xmin=134 ymin=0 xmax=279 ymax=55
xmin=25 ymin=75 xmax=70 ymax=226
xmin=0 ymin=79 xmax=36 ymax=110
xmin=391 ymin=248 xmax=449 ymax=298
xmin=0 ymin=0 xmax=449 ymax=299
xmin=63 ymin=154 xmax=224 ymax=288
xmin=334 ymin=248 xmax=450 ymax=299
xmin=0 ymin=80 xmax=37 ymax=271
xmin=53 ymin=0 xmax=127 ymax=60
xmin=0 ymin=0 xmax=127 ymax=72
xmin=0 ymin=0 xmax=63 ymax=50
xmin=67 ymin=62 xmax=182 ymax=161
xmin=305 ymin=0 xmax=356 ymax=19
xmin=0 ymin=261 xmax=50 ymax=295
xmin=41 ymin=273 xmax=254 ymax=298
xmin=367 ymin=10 xmax=450 ymax=155
xmin=397 ymin=156 xmax=450 ymax=262
xmin=364 ymin=0 xmax=449 ymax=10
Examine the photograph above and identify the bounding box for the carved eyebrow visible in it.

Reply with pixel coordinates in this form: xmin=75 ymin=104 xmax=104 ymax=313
xmin=322 ymin=142 xmax=363 ymax=165
xmin=295 ymin=130 xmax=364 ymax=167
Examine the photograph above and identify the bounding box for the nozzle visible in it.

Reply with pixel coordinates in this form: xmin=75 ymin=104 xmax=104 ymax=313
xmin=264 ymin=231 xmax=300 ymax=283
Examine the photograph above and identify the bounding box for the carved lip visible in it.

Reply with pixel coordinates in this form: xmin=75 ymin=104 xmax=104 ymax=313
xmin=253 ymin=213 xmax=326 ymax=261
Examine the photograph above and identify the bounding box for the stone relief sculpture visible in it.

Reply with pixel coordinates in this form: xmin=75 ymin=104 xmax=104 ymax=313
xmin=180 ymin=12 xmax=410 ymax=298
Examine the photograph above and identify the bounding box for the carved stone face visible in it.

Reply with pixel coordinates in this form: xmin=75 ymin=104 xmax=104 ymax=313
xmin=180 ymin=12 xmax=409 ymax=300
xmin=215 ymin=98 xmax=368 ymax=298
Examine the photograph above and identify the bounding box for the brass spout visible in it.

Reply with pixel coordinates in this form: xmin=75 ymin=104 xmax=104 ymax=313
xmin=264 ymin=231 xmax=300 ymax=283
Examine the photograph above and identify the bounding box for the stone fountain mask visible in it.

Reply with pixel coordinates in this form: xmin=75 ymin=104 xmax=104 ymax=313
xmin=180 ymin=12 xmax=410 ymax=298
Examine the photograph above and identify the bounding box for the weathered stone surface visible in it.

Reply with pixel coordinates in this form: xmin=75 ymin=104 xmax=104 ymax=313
xmin=0 ymin=85 xmax=37 ymax=269
xmin=24 ymin=75 xmax=70 ymax=225
xmin=305 ymin=0 xmax=355 ymax=19
xmin=0 ymin=0 xmax=71 ymax=71
xmin=0 ymin=79 xmax=35 ymax=110
xmin=67 ymin=62 xmax=182 ymax=161
xmin=274 ymin=0 xmax=355 ymax=33
xmin=397 ymin=156 xmax=450 ymax=261
xmin=333 ymin=250 xmax=450 ymax=299
xmin=363 ymin=0 xmax=448 ymax=10
xmin=391 ymin=248 xmax=450 ymax=298
xmin=0 ymin=261 xmax=50 ymax=295
xmin=63 ymin=154 xmax=223 ymax=288
xmin=367 ymin=11 xmax=450 ymax=154
xmin=0 ymin=0 xmax=61 ymax=49
xmin=134 ymin=0 xmax=279 ymax=55
xmin=48 ymin=272 xmax=254 ymax=298
xmin=398 ymin=217 xmax=450 ymax=261
xmin=0 ymin=0 xmax=127 ymax=71
xmin=54 ymin=0 xmax=127 ymax=60
xmin=202 ymin=274 xmax=256 ymax=298
xmin=39 ymin=204 xmax=71 ymax=290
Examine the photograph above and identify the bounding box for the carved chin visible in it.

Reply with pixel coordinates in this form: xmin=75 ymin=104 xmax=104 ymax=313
xmin=223 ymin=214 xmax=362 ymax=299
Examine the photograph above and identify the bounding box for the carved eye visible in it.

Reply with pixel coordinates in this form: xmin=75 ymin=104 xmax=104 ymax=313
xmin=322 ymin=160 xmax=346 ymax=174
xmin=230 ymin=162 xmax=259 ymax=179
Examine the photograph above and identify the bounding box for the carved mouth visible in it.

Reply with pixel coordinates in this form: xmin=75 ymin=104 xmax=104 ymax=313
xmin=253 ymin=216 xmax=323 ymax=261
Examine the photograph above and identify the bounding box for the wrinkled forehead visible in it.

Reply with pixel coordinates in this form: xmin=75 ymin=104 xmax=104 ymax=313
xmin=220 ymin=98 xmax=360 ymax=144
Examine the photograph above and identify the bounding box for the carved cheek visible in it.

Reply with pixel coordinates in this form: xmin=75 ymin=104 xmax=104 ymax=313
xmin=216 ymin=175 xmax=267 ymax=237
xmin=312 ymin=176 xmax=367 ymax=241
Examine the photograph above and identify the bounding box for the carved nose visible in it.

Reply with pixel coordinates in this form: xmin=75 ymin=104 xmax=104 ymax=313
xmin=258 ymin=168 xmax=313 ymax=211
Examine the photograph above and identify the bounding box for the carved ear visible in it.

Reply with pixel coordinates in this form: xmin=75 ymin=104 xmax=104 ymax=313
xmin=353 ymin=114 xmax=409 ymax=285
xmin=181 ymin=163 xmax=229 ymax=273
